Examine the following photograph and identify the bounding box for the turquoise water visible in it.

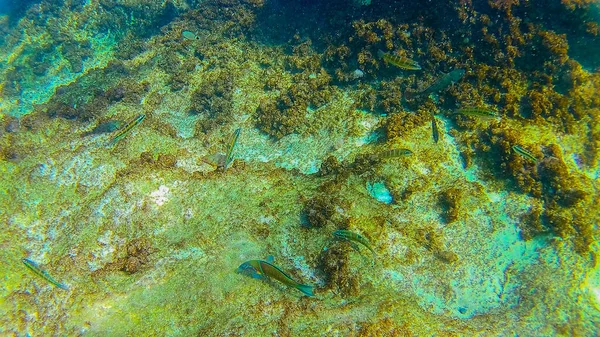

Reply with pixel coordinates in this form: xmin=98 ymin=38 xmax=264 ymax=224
xmin=1 ymin=0 xmax=599 ymax=335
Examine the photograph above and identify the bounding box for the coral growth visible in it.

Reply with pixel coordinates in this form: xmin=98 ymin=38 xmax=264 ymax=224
xmin=318 ymin=155 xmax=343 ymax=177
xmin=538 ymin=144 xmax=586 ymax=208
xmin=190 ymin=70 xmax=234 ymax=134
xmin=255 ymin=68 xmax=333 ymax=139
xmin=384 ymin=109 xmax=430 ymax=142
xmin=466 ymin=125 xmax=542 ymax=196
xmin=318 ymin=245 xmax=360 ymax=297
xmin=438 ymin=188 xmax=462 ymax=223
xmin=37 ymin=62 xmax=147 ymax=121
xmin=92 ymin=238 xmax=154 ymax=277
xmin=302 ymin=194 xmax=344 ymax=229
xmin=120 ymin=238 xmax=154 ymax=274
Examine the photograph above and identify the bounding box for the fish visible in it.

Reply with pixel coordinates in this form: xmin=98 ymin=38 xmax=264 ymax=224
xmin=107 ymin=114 xmax=146 ymax=147
xmin=83 ymin=120 xmax=123 ymax=137
xmin=410 ymin=69 xmax=465 ymax=99
xmin=375 ymin=148 xmax=413 ymax=160
xmin=182 ymin=30 xmax=199 ymax=40
xmin=333 ymin=230 xmax=376 ymax=257
xmin=224 ymin=128 xmax=241 ymax=171
xmin=512 ymin=145 xmax=537 ymax=163
xmin=377 ymin=50 xmax=421 ymax=70
xmin=454 ymin=107 xmax=499 ymax=119
xmin=22 ymin=258 xmax=68 ymax=290
xmin=431 ymin=115 xmax=439 ymax=143
xmin=237 ymin=256 xmax=314 ymax=297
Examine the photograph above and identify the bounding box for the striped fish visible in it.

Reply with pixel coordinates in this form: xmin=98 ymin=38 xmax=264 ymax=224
xmin=22 ymin=258 xmax=68 ymax=290
xmin=407 ymin=69 xmax=466 ymax=100
xmin=237 ymin=257 xmax=314 ymax=296
xmin=377 ymin=148 xmax=413 ymax=159
xmin=512 ymin=145 xmax=537 ymax=163
xmin=107 ymin=114 xmax=146 ymax=147
xmin=378 ymin=50 xmax=421 ymax=70
xmin=333 ymin=230 xmax=377 ymax=257
xmin=224 ymin=128 xmax=241 ymax=171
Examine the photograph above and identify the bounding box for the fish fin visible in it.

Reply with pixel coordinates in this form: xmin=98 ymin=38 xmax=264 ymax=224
xmin=266 ymin=255 xmax=274 ymax=263
xmin=251 ymin=272 xmax=265 ymax=280
xmin=296 ymin=284 xmax=314 ymax=297
xmin=349 ymin=242 xmax=361 ymax=252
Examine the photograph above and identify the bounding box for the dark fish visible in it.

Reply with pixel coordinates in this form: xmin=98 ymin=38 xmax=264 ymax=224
xmin=83 ymin=120 xmax=123 ymax=137
xmin=224 ymin=128 xmax=241 ymax=171
xmin=431 ymin=116 xmax=439 ymax=143
xmin=408 ymin=69 xmax=465 ymax=99
xmin=237 ymin=257 xmax=314 ymax=296
xmin=22 ymin=258 xmax=68 ymax=290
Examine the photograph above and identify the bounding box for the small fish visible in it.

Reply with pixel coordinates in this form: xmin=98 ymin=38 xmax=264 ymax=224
xmin=83 ymin=120 xmax=123 ymax=137
xmin=375 ymin=148 xmax=413 ymax=160
xmin=378 ymin=50 xmax=421 ymax=70
xmin=224 ymin=128 xmax=241 ymax=171
xmin=22 ymin=258 xmax=68 ymax=290
xmin=237 ymin=257 xmax=314 ymax=296
xmin=333 ymin=230 xmax=376 ymax=256
xmin=410 ymin=69 xmax=465 ymax=99
xmin=431 ymin=116 xmax=439 ymax=143
xmin=455 ymin=107 xmax=499 ymax=119
xmin=107 ymin=114 xmax=146 ymax=147
xmin=512 ymin=145 xmax=537 ymax=163
xmin=182 ymin=30 xmax=199 ymax=40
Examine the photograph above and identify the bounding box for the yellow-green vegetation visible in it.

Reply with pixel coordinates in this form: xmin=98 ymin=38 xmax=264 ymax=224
xmin=0 ymin=0 xmax=599 ymax=335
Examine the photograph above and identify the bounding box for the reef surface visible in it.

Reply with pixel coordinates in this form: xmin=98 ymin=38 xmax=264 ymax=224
xmin=0 ymin=0 xmax=599 ymax=336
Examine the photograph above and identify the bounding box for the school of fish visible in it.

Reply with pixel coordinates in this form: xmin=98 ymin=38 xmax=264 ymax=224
xmin=21 ymin=47 xmax=542 ymax=300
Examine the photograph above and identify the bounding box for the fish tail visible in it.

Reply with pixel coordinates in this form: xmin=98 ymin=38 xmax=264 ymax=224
xmin=296 ymin=283 xmax=314 ymax=297
xmin=57 ymin=283 xmax=69 ymax=290
xmin=377 ymin=49 xmax=385 ymax=60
